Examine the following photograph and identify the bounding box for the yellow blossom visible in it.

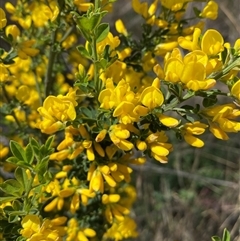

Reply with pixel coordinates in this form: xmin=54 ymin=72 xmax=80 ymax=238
xmin=115 ymin=19 xmax=128 ymax=36
xmin=5 ymin=25 xmax=20 ymax=41
xmin=231 ymin=80 xmax=240 ymax=101
xmin=202 ymin=104 xmax=240 ymax=134
xmin=159 ymin=114 xmax=179 ymax=127
xmin=73 ymin=0 xmax=93 ymax=12
xmin=16 ymin=85 xmax=30 ymax=102
xmin=0 ymin=144 xmax=9 ymax=159
xmin=0 ymin=8 xmax=7 ymax=29
xmin=182 ymin=121 xmax=208 ymax=147
xmin=200 ymin=1 xmax=218 ymax=20
xmin=140 ymin=78 xmax=164 ymax=109
xmin=20 ymin=215 xmax=66 ymax=240
xmin=66 ymin=218 xmax=96 ymax=241
xmin=37 ymin=94 xmax=77 ymax=134
xmin=201 ymin=29 xmax=224 ymax=56
xmin=109 ymin=124 xmax=134 ymax=151
xmin=103 ymin=217 xmax=138 ymax=240
xmin=178 ymin=28 xmax=201 ymax=52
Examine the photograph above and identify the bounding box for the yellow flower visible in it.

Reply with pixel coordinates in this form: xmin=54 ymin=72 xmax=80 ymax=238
xmin=140 ymin=78 xmax=164 ymax=109
xmin=178 ymin=28 xmax=201 ymax=51
xmin=115 ymin=19 xmax=128 ymax=36
xmin=231 ymin=80 xmax=240 ymax=101
xmin=66 ymin=218 xmax=96 ymax=241
xmin=200 ymin=1 xmax=218 ymax=20
xmin=17 ymin=39 xmax=40 ymax=60
xmin=0 ymin=63 xmax=11 ymax=82
xmin=113 ymin=101 xmax=138 ymax=124
xmin=37 ymin=94 xmax=77 ymax=134
xmin=73 ymin=0 xmax=93 ymax=12
xmin=20 ymin=215 xmax=66 ymax=240
xmin=182 ymin=121 xmax=208 ymax=147
xmin=5 ymin=24 xmax=20 ymax=41
xmin=96 ymin=32 xmax=120 ymax=55
xmin=109 ymin=124 xmax=134 ymax=151
xmin=0 ymin=8 xmax=7 ymax=29
xmin=102 ymin=194 xmax=130 ymax=223
xmin=201 ymin=29 xmax=224 ymax=56
xmin=70 ymin=188 xmax=95 ymax=214
xmin=132 ymin=0 xmax=148 ymax=19
xmin=146 ymin=131 xmax=172 ymax=163
xmin=16 ymin=85 xmax=30 ymax=102
xmin=0 ymin=144 xmax=9 ymax=159
xmin=20 ymin=215 xmax=41 ymax=238
xmin=202 ymin=104 xmax=240 ymax=133
xmin=103 ymin=217 xmax=138 ymax=240
xmin=159 ymin=114 xmax=179 ymax=127
xmin=30 ymin=1 xmax=59 ymax=27
xmin=155 ymin=41 xmax=179 ymax=56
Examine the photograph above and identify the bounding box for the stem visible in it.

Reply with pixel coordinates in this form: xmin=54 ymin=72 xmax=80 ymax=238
xmin=92 ymin=36 xmax=99 ymax=95
xmin=92 ymin=0 xmax=101 ymax=96
xmin=44 ymin=30 xmax=57 ymax=98
xmin=95 ymin=0 xmax=100 ymax=10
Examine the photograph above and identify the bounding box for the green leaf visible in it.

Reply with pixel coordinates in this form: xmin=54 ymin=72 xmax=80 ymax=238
xmin=222 ymin=229 xmax=231 ymax=241
xmin=10 ymin=140 xmax=25 ymax=162
xmin=0 ymin=48 xmax=4 ymax=56
xmin=30 ymin=138 xmax=40 ymax=149
xmin=45 ymin=135 xmax=55 ymax=150
xmin=6 ymin=156 xmax=19 ymax=165
xmin=96 ymin=23 xmax=109 ymax=43
xmin=15 ymin=161 xmax=33 ymax=170
xmin=98 ymin=58 xmax=108 ymax=69
xmin=193 ymin=7 xmax=201 ymax=17
xmin=32 ymin=145 xmax=40 ymax=157
xmin=15 ymin=167 xmax=30 ymax=192
xmin=76 ymin=26 xmax=91 ymax=42
xmin=202 ymin=96 xmax=217 ymax=108
xmin=76 ymin=45 xmax=91 ymax=59
xmin=0 ymin=179 xmax=23 ymax=197
xmin=25 ymin=143 xmax=34 ymax=164
xmin=0 ymin=196 xmax=18 ymax=204
xmin=211 ymin=236 xmax=221 ymax=241
xmin=76 ymin=13 xmax=101 ymax=32
xmin=8 ymin=214 xmax=20 ymax=223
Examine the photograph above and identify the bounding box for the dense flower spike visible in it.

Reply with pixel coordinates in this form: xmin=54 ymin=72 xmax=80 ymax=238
xmin=0 ymin=0 xmax=239 ymax=240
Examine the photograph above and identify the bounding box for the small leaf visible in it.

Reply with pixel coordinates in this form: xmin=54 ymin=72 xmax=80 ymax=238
xmin=45 ymin=135 xmax=55 ymax=150
xmin=211 ymin=236 xmax=221 ymax=241
xmin=6 ymin=156 xmax=19 ymax=165
xmin=202 ymin=96 xmax=217 ymax=107
xmin=0 ymin=196 xmax=18 ymax=204
xmin=30 ymin=138 xmax=40 ymax=149
xmin=76 ymin=13 xmax=101 ymax=31
xmin=15 ymin=167 xmax=30 ymax=192
xmin=8 ymin=214 xmax=20 ymax=223
xmin=10 ymin=141 xmax=25 ymax=161
xmin=0 ymin=179 xmax=23 ymax=197
xmin=96 ymin=23 xmax=109 ymax=43
xmin=76 ymin=26 xmax=91 ymax=42
xmin=76 ymin=45 xmax=91 ymax=59
xmin=193 ymin=7 xmax=201 ymax=17
xmin=25 ymin=143 xmax=34 ymax=164
xmin=222 ymin=229 xmax=231 ymax=241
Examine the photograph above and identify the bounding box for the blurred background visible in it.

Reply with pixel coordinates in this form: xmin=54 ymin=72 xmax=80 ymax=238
xmin=108 ymin=1 xmax=240 ymax=240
